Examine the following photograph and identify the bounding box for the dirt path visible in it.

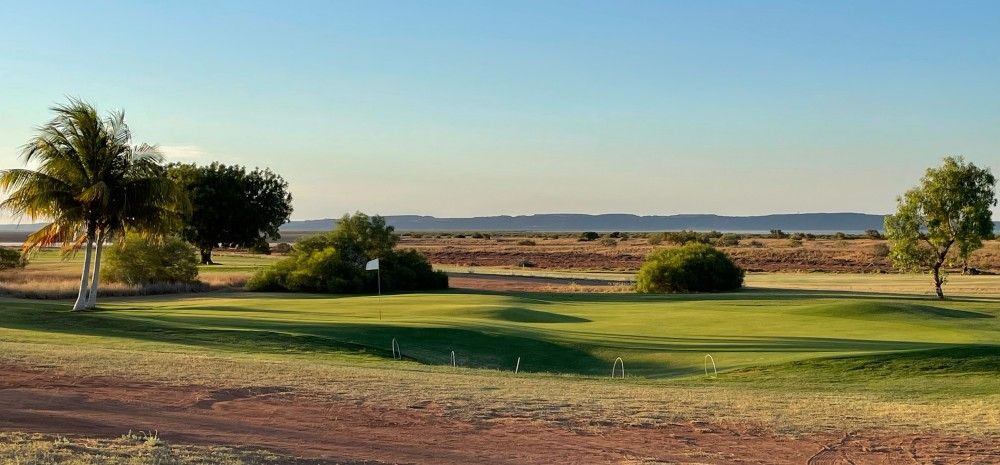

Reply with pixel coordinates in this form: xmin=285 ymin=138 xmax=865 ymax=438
xmin=0 ymin=363 xmax=994 ymax=464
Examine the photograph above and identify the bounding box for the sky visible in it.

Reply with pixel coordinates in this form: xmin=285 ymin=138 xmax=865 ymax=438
xmin=1 ymin=1 xmax=998 ymax=221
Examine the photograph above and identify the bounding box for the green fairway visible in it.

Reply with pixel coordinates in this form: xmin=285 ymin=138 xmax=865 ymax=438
xmin=1 ymin=289 xmax=997 ymax=398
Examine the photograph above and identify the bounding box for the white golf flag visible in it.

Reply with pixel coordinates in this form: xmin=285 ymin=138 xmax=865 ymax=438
xmin=365 ymin=258 xmax=380 ymax=271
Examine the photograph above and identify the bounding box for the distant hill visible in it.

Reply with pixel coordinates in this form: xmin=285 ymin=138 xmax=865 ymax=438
xmin=0 ymin=223 xmax=47 ymax=232
xmin=282 ymin=213 xmax=900 ymax=233
xmin=5 ymin=214 xmax=998 ymax=235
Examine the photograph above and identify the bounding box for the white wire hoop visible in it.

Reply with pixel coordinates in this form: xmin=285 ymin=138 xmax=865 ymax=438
xmin=612 ymin=357 xmax=625 ymax=379
xmin=704 ymin=354 xmax=717 ymax=378
xmin=391 ymin=338 xmax=401 ymax=360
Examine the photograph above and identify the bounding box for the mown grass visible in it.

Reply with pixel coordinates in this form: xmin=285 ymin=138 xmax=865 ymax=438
xmin=0 ymin=285 xmax=997 ymax=434
xmin=1 ymin=289 xmax=997 ymax=390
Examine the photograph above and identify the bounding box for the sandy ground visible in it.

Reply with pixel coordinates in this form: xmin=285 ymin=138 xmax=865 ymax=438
xmin=0 ymin=362 xmax=995 ymax=465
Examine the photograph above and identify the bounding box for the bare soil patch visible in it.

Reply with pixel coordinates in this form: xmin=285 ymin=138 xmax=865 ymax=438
xmin=402 ymin=236 xmax=1000 ymax=274
xmin=0 ymin=362 xmax=993 ymax=464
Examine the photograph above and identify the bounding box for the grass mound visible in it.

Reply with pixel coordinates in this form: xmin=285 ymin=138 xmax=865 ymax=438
xmin=799 ymin=301 xmax=993 ymax=320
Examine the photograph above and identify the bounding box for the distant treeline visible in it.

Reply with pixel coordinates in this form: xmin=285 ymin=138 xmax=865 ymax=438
xmin=280 ymin=213 xmax=911 ymax=233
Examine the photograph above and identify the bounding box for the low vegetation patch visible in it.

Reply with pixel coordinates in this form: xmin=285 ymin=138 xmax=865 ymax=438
xmin=104 ymin=235 xmax=199 ymax=285
xmin=636 ymin=243 xmax=744 ymax=293
xmin=248 ymin=212 xmax=447 ymax=293
xmin=0 ymin=247 xmax=26 ymax=270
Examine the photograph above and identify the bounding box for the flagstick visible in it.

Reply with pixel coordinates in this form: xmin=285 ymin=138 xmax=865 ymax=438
xmin=377 ymin=267 xmax=382 ymax=321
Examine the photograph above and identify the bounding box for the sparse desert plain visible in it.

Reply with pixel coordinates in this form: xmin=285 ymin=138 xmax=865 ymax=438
xmin=0 ymin=241 xmax=997 ymax=464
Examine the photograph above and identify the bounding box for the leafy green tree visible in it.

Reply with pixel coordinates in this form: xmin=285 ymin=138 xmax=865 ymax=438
xmin=636 ymin=243 xmax=744 ymax=293
xmin=884 ymin=157 xmax=996 ymax=298
xmin=169 ymin=162 xmax=292 ymax=264
xmin=248 ymin=212 xmax=447 ymax=293
xmin=104 ymin=234 xmax=198 ymax=285
xmin=0 ymin=99 xmax=180 ymax=310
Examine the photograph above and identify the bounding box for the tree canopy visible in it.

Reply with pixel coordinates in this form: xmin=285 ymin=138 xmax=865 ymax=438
xmin=0 ymin=99 xmax=180 ymax=310
xmin=248 ymin=212 xmax=447 ymax=293
xmin=884 ymin=156 xmax=996 ymax=298
xmin=169 ymin=162 xmax=292 ymax=264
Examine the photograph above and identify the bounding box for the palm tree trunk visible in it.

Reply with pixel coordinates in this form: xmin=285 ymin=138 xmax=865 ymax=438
xmin=72 ymin=237 xmax=94 ymax=311
xmin=86 ymin=230 xmax=105 ymax=309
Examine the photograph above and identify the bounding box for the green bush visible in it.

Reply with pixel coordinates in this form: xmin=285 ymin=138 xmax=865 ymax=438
xmin=579 ymin=231 xmax=600 ymax=241
xmin=714 ymin=233 xmax=741 ymax=247
xmin=864 ymin=229 xmax=883 ymax=239
xmin=248 ymin=212 xmax=447 ymax=294
xmin=104 ymin=235 xmax=199 ymax=285
xmin=517 ymin=239 xmax=536 ymax=246
xmin=655 ymin=230 xmax=721 ymax=245
xmin=769 ymin=229 xmax=788 ymax=239
xmin=0 ymin=247 xmax=27 ymax=270
xmin=599 ymin=237 xmax=617 ymax=247
xmin=635 ymin=243 xmax=744 ymax=293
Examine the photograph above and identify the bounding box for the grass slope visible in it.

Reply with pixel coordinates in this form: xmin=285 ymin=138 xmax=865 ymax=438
xmin=1 ymin=289 xmax=996 ymax=397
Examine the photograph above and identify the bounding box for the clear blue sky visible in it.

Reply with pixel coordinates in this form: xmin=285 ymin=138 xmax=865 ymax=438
xmin=1 ymin=1 xmax=998 ymax=221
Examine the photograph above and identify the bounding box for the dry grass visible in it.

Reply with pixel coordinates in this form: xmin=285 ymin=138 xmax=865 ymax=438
xmin=0 ymin=253 xmax=251 ymax=299
xmin=403 ymin=235 xmax=1000 ymax=273
xmin=0 ymin=432 xmax=307 ymax=465
xmin=1 ymin=341 xmax=996 ymax=437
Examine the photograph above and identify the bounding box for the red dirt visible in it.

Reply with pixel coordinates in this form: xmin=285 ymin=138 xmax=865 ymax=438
xmin=448 ymin=273 xmax=626 ymax=292
xmin=1 ymin=362 xmax=995 ymax=464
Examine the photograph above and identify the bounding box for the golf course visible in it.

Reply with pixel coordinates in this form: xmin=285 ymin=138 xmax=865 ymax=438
xmin=1 ymin=277 xmax=998 ymax=463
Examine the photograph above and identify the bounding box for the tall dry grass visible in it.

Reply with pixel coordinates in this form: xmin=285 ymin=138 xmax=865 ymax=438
xmin=0 ymin=266 xmax=249 ymax=299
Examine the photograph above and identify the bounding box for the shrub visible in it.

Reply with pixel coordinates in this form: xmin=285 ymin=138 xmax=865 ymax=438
xmin=635 ymin=243 xmax=744 ymax=293
xmin=272 ymin=242 xmax=293 ymax=254
xmin=647 ymin=235 xmax=664 ymax=246
xmin=608 ymin=231 xmax=622 ymax=238
xmin=872 ymin=243 xmax=891 ymax=258
xmin=787 ymin=238 xmax=803 ymax=247
xmin=0 ymin=247 xmax=27 ymax=270
xmin=599 ymin=237 xmax=617 ymax=247
xmin=864 ymin=229 xmax=883 ymax=239
xmin=833 ymin=232 xmax=848 ymax=240
xmin=579 ymin=231 xmax=600 ymax=241
xmin=249 ymin=239 xmax=271 ymax=254
xmin=516 ymin=239 xmax=536 ymax=246
xmin=516 ymin=259 xmax=536 ymax=268
xmin=247 ymin=212 xmax=447 ymax=294
xmin=662 ymin=230 xmax=704 ymax=245
xmin=746 ymin=240 xmax=765 ymax=248
xmin=104 ymin=235 xmax=199 ymax=285
xmin=715 ymin=233 xmax=741 ymax=247
xmin=769 ymin=229 xmax=788 ymax=239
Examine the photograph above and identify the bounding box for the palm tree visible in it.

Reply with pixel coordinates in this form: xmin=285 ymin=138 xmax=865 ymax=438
xmin=0 ymin=99 xmax=180 ymax=310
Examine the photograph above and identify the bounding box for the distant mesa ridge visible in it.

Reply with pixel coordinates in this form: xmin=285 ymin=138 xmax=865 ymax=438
xmin=283 ymin=213 xmax=907 ymax=233
xmin=4 ymin=214 xmax=998 ymax=233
